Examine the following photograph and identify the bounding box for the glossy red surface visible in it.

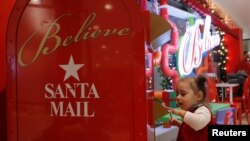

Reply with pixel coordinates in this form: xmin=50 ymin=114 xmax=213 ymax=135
xmin=225 ymin=29 xmax=244 ymax=73
xmin=7 ymin=0 xmax=146 ymax=141
xmin=0 ymin=1 xmax=16 ymax=141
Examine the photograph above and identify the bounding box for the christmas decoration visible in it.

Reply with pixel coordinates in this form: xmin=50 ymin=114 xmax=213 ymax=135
xmin=213 ymin=28 xmax=227 ymax=82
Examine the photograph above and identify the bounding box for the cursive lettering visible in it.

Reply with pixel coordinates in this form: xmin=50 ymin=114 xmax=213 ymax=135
xmin=178 ymin=15 xmax=220 ymax=76
xmin=18 ymin=12 xmax=130 ymax=67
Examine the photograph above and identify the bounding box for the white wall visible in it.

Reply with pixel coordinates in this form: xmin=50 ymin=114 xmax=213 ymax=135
xmin=244 ymin=40 xmax=250 ymax=52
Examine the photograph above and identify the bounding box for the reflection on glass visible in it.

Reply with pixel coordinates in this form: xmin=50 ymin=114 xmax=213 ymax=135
xmin=104 ymin=3 xmax=113 ymax=10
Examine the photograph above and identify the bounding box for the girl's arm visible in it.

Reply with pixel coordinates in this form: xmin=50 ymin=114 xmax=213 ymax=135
xmin=182 ymin=106 xmax=211 ymax=131
xmin=166 ymin=106 xmax=211 ymax=131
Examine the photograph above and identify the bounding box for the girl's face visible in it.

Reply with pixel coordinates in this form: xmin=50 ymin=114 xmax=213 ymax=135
xmin=176 ymin=81 xmax=201 ymax=110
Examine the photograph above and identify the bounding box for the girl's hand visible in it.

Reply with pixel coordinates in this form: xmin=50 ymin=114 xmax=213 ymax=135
xmin=161 ymin=103 xmax=186 ymax=118
xmin=170 ymin=118 xmax=181 ymax=127
xmin=161 ymin=103 xmax=174 ymax=111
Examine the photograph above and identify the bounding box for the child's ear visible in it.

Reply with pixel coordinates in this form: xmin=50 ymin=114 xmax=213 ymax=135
xmin=196 ymin=91 xmax=203 ymax=101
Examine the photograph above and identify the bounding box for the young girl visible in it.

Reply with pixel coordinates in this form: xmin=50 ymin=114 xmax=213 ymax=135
xmin=165 ymin=75 xmax=214 ymax=141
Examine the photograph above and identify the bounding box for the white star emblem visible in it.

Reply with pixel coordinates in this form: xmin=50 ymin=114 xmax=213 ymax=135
xmin=59 ymin=55 xmax=84 ymax=81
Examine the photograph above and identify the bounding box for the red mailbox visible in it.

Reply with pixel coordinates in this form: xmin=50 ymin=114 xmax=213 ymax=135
xmin=6 ymin=0 xmax=147 ymax=141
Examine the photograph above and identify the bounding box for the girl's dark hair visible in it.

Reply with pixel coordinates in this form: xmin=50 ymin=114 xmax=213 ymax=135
xmin=195 ymin=75 xmax=207 ymax=101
